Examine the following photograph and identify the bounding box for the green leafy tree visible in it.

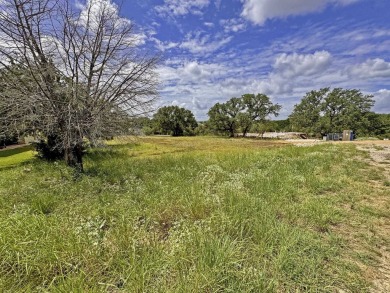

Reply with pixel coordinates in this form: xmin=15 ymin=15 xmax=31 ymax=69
xmin=365 ymin=113 xmax=390 ymax=138
xmin=251 ymin=121 xmax=278 ymax=138
xmin=288 ymin=88 xmax=327 ymax=135
xmin=207 ymin=98 xmax=243 ymax=137
xmin=273 ymin=119 xmax=292 ymax=132
xmin=289 ymin=88 xmax=375 ymax=136
xmin=239 ymin=94 xmax=281 ymax=137
xmin=194 ymin=122 xmax=211 ymax=136
xmin=207 ymin=94 xmax=281 ymax=137
xmin=153 ymin=106 xmax=197 ymax=136
xmin=379 ymin=114 xmax=390 ymax=138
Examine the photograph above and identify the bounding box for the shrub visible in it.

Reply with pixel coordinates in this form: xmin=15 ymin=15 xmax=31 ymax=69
xmin=32 ymin=135 xmax=64 ymax=161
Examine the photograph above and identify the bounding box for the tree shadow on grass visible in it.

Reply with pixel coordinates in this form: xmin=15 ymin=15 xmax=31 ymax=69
xmin=0 ymin=145 xmax=33 ymax=158
xmin=84 ymin=144 xmax=139 ymax=178
xmin=86 ymin=144 xmax=137 ymax=163
xmin=0 ymin=146 xmax=36 ymax=170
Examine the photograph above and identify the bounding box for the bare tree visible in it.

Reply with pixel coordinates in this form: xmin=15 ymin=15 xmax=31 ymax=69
xmin=0 ymin=0 xmax=159 ymax=171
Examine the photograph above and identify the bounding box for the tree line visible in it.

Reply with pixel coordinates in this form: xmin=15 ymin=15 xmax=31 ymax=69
xmin=136 ymin=88 xmax=389 ymax=139
xmin=139 ymin=93 xmax=280 ymax=137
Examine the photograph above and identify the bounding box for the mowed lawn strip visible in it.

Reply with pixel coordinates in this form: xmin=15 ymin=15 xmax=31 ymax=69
xmin=0 ymin=136 xmax=387 ymax=292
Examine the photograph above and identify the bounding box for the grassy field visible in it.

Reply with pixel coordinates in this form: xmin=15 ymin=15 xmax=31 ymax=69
xmin=0 ymin=136 xmax=389 ymax=292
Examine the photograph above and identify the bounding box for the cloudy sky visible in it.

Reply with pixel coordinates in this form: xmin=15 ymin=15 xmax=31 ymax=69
xmin=117 ymin=0 xmax=387 ymax=119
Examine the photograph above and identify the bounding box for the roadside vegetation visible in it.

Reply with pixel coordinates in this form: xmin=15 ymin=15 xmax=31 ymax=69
xmin=1 ymin=136 xmax=389 ymax=292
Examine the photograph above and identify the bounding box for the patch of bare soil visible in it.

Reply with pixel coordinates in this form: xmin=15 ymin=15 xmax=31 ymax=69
xmin=285 ymin=139 xmax=325 ymax=147
xmin=286 ymin=138 xmax=390 ymax=150
xmin=354 ymin=142 xmax=390 ymax=293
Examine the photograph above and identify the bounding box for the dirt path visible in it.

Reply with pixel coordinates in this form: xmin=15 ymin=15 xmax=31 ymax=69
xmin=354 ymin=143 xmax=390 ymax=293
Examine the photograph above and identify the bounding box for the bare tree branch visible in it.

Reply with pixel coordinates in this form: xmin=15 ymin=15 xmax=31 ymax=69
xmin=0 ymin=0 xmax=159 ymax=171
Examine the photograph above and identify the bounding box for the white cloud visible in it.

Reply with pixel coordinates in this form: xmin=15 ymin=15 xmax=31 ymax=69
xmin=156 ymin=19 xmax=390 ymax=120
xmin=181 ymin=61 xmax=225 ymax=80
xmin=179 ymin=31 xmax=233 ymax=54
xmin=231 ymin=51 xmax=335 ymax=101
xmin=372 ymin=89 xmax=390 ymax=113
xmin=155 ymin=0 xmax=210 ymax=16
xmin=350 ymin=44 xmax=378 ymax=56
xmin=373 ymin=30 xmax=390 ymax=38
xmin=156 ymin=59 xmax=243 ymax=117
xmin=157 ymin=52 xmax=336 ymax=119
xmin=273 ymin=51 xmax=332 ymax=78
xmin=348 ymin=58 xmax=390 ymax=78
xmin=220 ymin=18 xmax=247 ymax=33
xmin=157 ymin=65 xmax=180 ymax=83
xmin=241 ymin=0 xmax=361 ymax=25
xmin=158 ymin=46 xmax=389 ymax=120
xmin=183 ymin=61 xmax=203 ymax=77
xmin=76 ymin=0 xmax=129 ymax=28
xmin=158 ymin=60 xmax=226 ymax=84
xmin=171 ymin=100 xmax=187 ymax=108
xmin=152 ymin=38 xmax=179 ymax=51
xmin=192 ymin=97 xmax=209 ymax=110
xmin=204 ymin=22 xmax=215 ymax=28
xmin=76 ymin=0 xmax=149 ymax=47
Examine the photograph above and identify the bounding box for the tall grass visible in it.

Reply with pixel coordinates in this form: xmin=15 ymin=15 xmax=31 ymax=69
xmin=0 ymin=137 xmax=387 ymax=292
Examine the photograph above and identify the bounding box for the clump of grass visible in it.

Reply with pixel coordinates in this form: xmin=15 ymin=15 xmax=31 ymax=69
xmin=374 ymin=145 xmax=385 ymax=151
xmin=0 ymin=136 xmax=386 ymax=292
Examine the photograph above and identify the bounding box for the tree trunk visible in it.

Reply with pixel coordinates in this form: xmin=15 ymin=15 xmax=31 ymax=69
xmin=242 ymin=126 xmax=250 ymax=137
xmin=229 ymin=123 xmax=235 ymax=137
xmin=64 ymin=143 xmax=84 ymax=173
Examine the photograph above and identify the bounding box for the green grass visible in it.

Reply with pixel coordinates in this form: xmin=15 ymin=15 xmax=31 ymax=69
xmin=0 ymin=137 xmax=388 ymax=292
xmin=0 ymin=146 xmax=35 ymax=169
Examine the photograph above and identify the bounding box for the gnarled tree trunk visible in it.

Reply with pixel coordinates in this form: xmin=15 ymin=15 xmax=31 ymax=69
xmin=64 ymin=143 xmax=84 ymax=173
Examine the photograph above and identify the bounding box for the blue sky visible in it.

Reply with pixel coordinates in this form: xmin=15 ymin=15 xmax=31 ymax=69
xmin=118 ymin=0 xmax=389 ymax=120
